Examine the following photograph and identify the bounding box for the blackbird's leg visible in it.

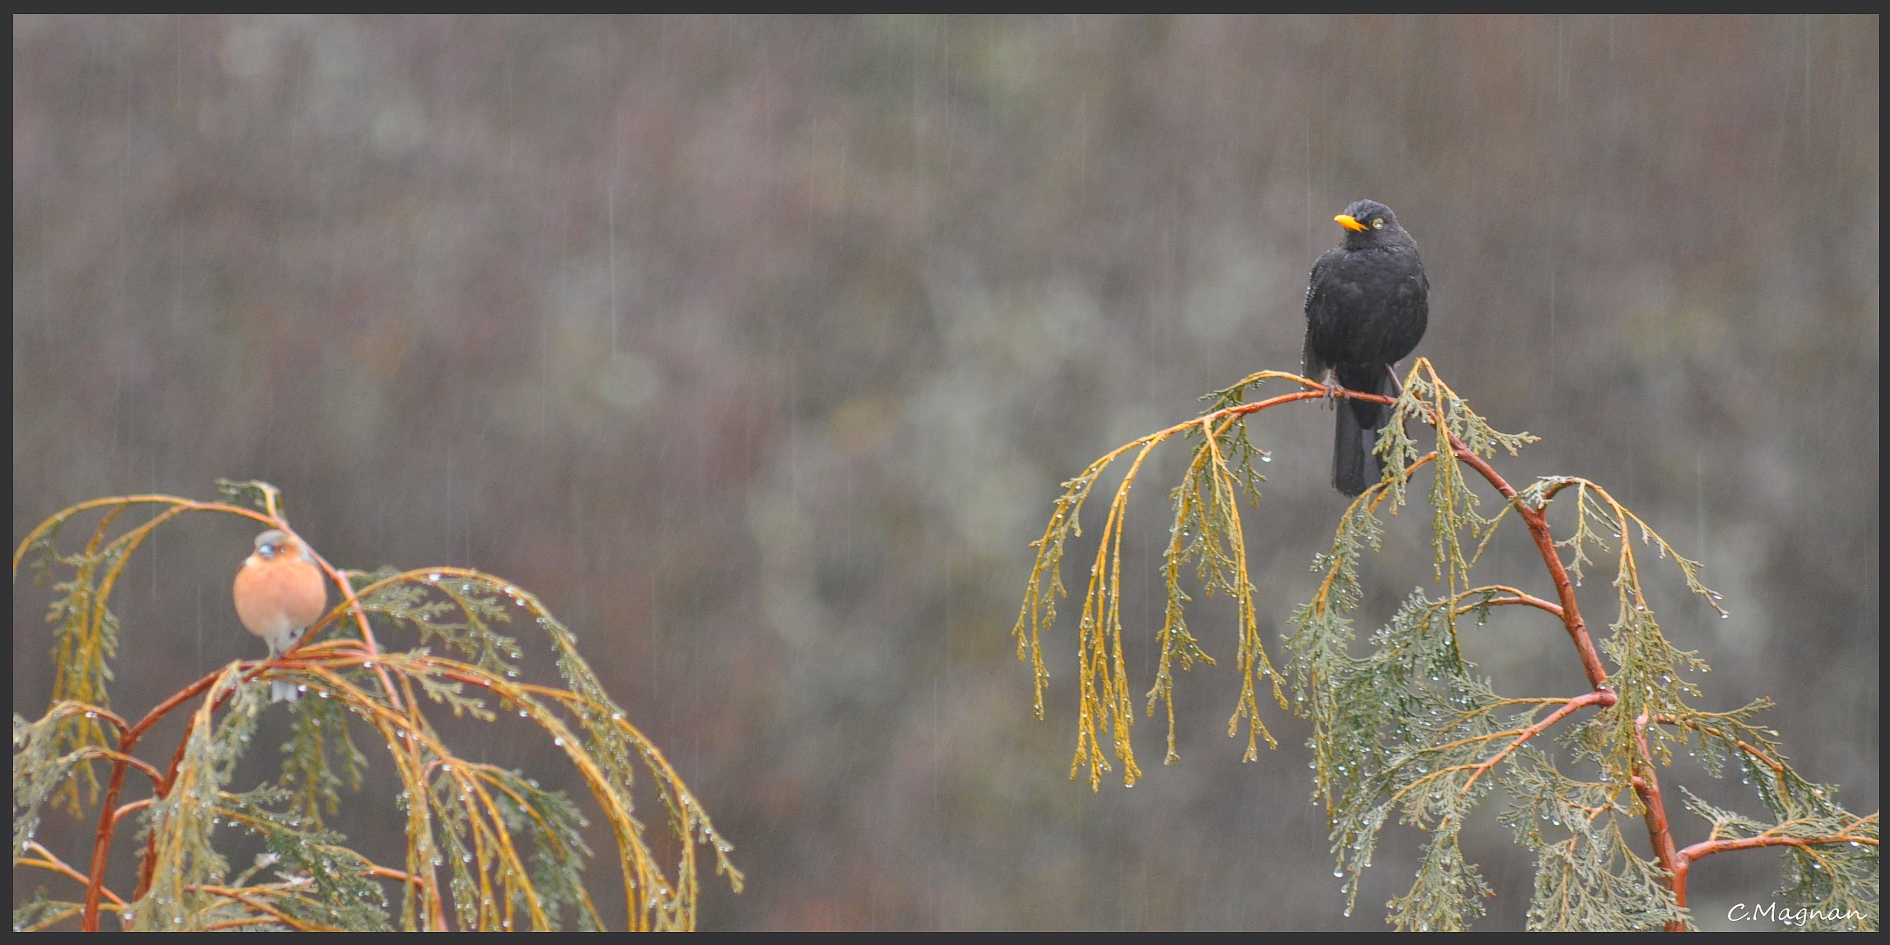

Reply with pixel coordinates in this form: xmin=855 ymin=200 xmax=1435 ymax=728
xmin=1320 ymin=366 xmax=1342 ymax=403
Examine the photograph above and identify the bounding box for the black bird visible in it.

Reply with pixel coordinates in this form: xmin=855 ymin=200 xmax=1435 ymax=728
xmin=1302 ymin=199 xmax=1429 ymax=496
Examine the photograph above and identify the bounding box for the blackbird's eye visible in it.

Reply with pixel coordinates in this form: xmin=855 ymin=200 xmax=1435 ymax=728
xmin=1372 ymin=218 xmax=1386 ymax=229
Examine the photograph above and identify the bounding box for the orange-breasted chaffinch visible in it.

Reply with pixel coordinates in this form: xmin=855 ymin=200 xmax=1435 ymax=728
xmin=233 ymin=528 xmax=328 ymax=702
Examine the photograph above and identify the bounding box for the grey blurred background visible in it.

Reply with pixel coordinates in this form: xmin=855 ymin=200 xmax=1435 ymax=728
xmin=12 ymin=16 xmax=1877 ymax=930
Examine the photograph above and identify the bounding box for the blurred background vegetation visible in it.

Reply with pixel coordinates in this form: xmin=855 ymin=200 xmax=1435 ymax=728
xmin=12 ymin=16 xmax=1876 ymax=929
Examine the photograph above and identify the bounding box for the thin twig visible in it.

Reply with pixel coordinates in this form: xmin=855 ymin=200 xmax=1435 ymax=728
xmin=1462 ymin=689 xmax=1618 ymax=793
xmin=19 ymin=840 xmax=126 ymax=906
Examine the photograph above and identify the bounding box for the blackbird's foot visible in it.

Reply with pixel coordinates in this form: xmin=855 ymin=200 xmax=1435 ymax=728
xmin=1319 ymin=370 xmax=1342 ymax=403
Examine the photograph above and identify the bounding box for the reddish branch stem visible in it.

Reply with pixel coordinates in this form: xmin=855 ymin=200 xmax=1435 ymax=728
xmin=1632 ymin=714 xmax=1688 ymax=930
xmin=1457 ymin=592 xmax=1563 ymax=618
xmin=1227 ymin=388 xmax=1331 ymax=417
xmin=80 ymin=667 xmax=232 ymax=931
xmin=1681 ymin=831 xmax=1877 ymax=861
xmin=80 ymin=757 xmax=130 ymax=929
xmin=1443 ymin=432 xmax=1611 ymax=691
xmin=112 ymin=797 xmax=154 ymax=826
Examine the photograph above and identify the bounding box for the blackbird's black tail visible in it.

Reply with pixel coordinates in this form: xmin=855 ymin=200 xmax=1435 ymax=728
xmin=1333 ymin=367 xmax=1396 ymax=497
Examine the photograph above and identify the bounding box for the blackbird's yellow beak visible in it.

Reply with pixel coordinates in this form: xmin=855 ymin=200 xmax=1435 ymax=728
xmin=1334 ymin=214 xmax=1367 ymax=233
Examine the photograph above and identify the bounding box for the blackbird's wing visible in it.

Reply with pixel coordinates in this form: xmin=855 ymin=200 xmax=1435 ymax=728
xmin=1301 ymin=250 xmax=1342 ymax=380
xmin=1376 ymin=259 xmax=1430 ymax=364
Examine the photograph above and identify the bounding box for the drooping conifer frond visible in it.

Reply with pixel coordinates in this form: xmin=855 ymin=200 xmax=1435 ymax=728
xmin=1014 ymin=371 xmax=1309 ymax=788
